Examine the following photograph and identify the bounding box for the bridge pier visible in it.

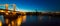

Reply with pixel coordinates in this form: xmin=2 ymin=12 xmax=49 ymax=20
xmin=2 ymin=13 xmax=21 ymax=26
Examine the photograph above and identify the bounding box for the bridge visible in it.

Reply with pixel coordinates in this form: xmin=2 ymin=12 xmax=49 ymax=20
xmin=0 ymin=4 xmax=60 ymax=26
xmin=0 ymin=4 xmax=26 ymax=26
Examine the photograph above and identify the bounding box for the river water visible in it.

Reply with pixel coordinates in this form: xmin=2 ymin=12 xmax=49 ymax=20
xmin=0 ymin=15 xmax=60 ymax=26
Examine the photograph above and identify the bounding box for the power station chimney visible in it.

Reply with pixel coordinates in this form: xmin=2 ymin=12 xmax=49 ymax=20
xmin=13 ymin=4 xmax=16 ymax=12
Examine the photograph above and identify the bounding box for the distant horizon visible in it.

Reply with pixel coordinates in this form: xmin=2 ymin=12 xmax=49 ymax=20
xmin=0 ymin=0 xmax=60 ymax=12
xmin=0 ymin=8 xmax=60 ymax=12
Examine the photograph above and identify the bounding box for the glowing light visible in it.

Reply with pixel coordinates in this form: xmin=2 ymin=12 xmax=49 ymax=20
xmin=16 ymin=15 xmax=26 ymax=26
xmin=5 ymin=19 xmax=9 ymax=24
xmin=8 ymin=24 xmax=11 ymax=26
xmin=0 ymin=20 xmax=2 ymax=26
xmin=5 ymin=13 xmax=9 ymax=15
xmin=8 ymin=11 xmax=10 ymax=13
xmin=0 ymin=10 xmax=5 ymax=12
xmin=16 ymin=17 xmax=22 ymax=26
xmin=22 ymin=15 xmax=26 ymax=23
xmin=11 ymin=21 xmax=14 ymax=26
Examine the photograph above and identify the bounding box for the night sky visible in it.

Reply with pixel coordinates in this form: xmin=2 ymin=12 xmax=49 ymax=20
xmin=0 ymin=0 xmax=60 ymax=12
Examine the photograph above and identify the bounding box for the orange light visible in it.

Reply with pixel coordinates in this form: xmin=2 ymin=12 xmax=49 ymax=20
xmin=5 ymin=19 xmax=9 ymax=24
xmin=0 ymin=10 xmax=4 ymax=12
xmin=11 ymin=21 xmax=14 ymax=26
xmin=8 ymin=24 xmax=11 ymax=26
xmin=22 ymin=15 xmax=26 ymax=23
xmin=16 ymin=17 xmax=22 ymax=26
xmin=16 ymin=15 xmax=26 ymax=26
xmin=0 ymin=20 xmax=2 ymax=26
xmin=5 ymin=13 xmax=9 ymax=15
xmin=12 ymin=12 xmax=16 ymax=15
xmin=5 ymin=4 xmax=8 ymax=11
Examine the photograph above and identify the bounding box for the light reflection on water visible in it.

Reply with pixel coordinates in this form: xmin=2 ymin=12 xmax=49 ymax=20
xmin=0 ymin=15 xmax=60 ymax=26
xmin=16 ymin=15 xmax=26 ymax=26
xmin=0 ymin=15 xmax=27 ymax=26
xmin=0 ymin=15 xmax=4 ymax=23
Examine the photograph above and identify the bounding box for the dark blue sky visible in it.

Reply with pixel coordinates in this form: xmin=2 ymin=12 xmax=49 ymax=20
xmin=0 ymin=0 xmax=60 ymax=12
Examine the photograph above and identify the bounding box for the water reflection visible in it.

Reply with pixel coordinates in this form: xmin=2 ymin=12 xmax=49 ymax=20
xmin=16 ymin=15 xmax=26 ymax=26
xmin=0 ymin=20 xmax=2 ymax=26
xmin=0 ymin=15 xmax=26 ymax=26
xmin=0 ymin=15 xmax=4 ymax=23
xmin=38 ymin=15 xmax=52 ymax=23
xmin=38 ymin=15 xmax=43 ymax=21
xmin=0 ymin=15 xmax=60 ymax=26
xmin=5 ymin=19 xmax=9 ymax=24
